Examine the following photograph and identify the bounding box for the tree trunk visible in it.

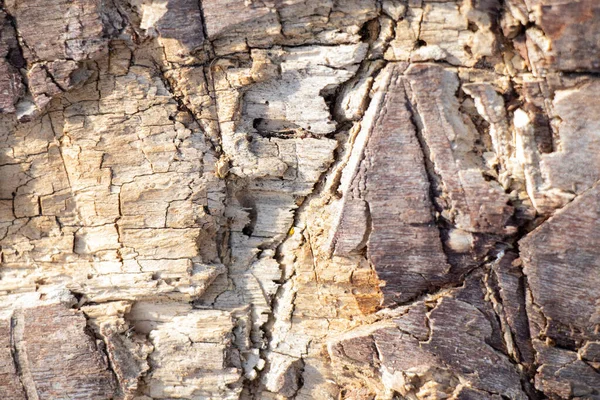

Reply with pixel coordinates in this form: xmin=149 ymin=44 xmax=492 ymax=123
xmin=0 ymin=0 xmax=598 ymax=399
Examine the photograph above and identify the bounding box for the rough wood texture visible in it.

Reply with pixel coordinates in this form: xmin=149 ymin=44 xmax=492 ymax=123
xmin=2 ymin=304 xmax=117 ymax=399
xmin=0 ymin=0 xmax=599 ymax=399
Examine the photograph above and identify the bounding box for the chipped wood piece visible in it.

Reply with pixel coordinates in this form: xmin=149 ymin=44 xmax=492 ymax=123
xmin=331 ymin=63 xmax=451 ymax=305
xmin=0 ymin=320 xmax=26 ymax=399
xmin=133 ymin=0 xmax=205 ymax=64
xmin=491 ymin=252 xmax=535 ymax=367
xmin=405 ymin=63 xmax=514 ymax=235
xmin=0 ymin=11 xmax=24 ymax=114
xmin=541 ymin=80 xmax=600 ymax=195
xmin=521 ymin=0 xmax=600 ymax=74
xmin=385 ymin=0 xmax=499 ymax=67
xmin=2 ymin=0 xmax=120 ymax=116
xmin=329 ymin=272 xmax=528 ymax=399
xmin=520 ymin=182 xmax=600 ymax=345
xmin=4 ymin=304 xmax=117 ymax=399
xmin=533 ymin=339 xmax=600 ymax=399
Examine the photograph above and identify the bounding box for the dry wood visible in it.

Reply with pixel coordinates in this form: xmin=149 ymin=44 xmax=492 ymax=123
xmin=0 ymin=0 xmax=598 ymax=399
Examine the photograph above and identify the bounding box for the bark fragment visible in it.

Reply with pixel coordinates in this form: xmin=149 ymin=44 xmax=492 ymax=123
xmin=2 ymin=304 xmax=117 ymax=399
xmin=329 ymin=271 xmax=528 ymax=399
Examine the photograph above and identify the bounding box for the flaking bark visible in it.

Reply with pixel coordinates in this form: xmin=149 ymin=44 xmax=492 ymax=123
xmin=0 ymin=0 xmax=599 ymax=399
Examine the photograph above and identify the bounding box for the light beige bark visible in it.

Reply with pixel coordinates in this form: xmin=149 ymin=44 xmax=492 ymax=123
xmin=0 ymin=0 xmax=599 ymax=399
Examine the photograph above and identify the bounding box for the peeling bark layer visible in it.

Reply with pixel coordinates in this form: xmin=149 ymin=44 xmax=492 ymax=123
xmin=0 ymin=0 xmax=599 ymax=399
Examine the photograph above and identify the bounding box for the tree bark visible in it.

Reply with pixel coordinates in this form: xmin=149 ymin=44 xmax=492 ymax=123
xmin=0 ymin=0 xmax=599 ymax=399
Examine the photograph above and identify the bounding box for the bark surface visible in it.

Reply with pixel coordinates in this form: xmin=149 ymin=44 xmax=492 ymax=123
xmin=0 ymin=0 xmax=599 ymax=399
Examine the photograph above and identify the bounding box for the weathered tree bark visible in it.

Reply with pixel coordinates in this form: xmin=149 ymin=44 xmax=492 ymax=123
xmin=0 ymin=0 xmax=599 ymax=399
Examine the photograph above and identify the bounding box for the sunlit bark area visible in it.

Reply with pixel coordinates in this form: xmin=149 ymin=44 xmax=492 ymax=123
xmin=0 ymin=0 xmax=599 ymax=399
